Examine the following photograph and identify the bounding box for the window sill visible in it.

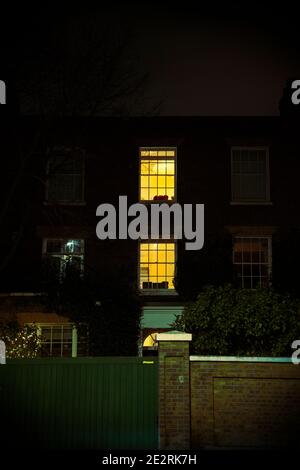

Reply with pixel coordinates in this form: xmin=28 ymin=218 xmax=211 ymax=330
xmin=139 ymin=289 xmax=178 ymax=296
xmin=230 ymin=201 xmax=272 ymax=206
xmin=139 ymin=200 xmax=177 ymax=205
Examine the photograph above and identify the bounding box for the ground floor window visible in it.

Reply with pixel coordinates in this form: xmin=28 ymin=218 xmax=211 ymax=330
xmin=233 ymin=236 xmax=272 ymax=288
xmin=36 ymin=324 xmax=88 ymax=357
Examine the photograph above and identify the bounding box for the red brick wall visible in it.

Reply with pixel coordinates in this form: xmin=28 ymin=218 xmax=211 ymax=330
xmin=158 ymin=341 xmax=190 ymax=449
xmin=158 ymin=336 xmax=300 ymax=450
xmin=191 ymin=360 xmax=300 ymax=449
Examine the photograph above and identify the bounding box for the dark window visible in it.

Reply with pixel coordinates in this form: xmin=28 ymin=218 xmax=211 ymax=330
xmin=231 ymin=147 xmax=269 ymax=203
xmin=233 ymin=237 xmax=271 ymax=288
xmin=46 ymin=151 xmax=84 ymax=203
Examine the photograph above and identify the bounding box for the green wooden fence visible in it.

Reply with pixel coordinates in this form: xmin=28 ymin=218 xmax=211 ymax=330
xmin=0 ymin=357 xmax=158 ymax=449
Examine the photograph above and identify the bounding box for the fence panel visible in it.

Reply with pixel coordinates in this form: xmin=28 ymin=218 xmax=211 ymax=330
xmin=0 ymin=357 xmax=158 ymax=449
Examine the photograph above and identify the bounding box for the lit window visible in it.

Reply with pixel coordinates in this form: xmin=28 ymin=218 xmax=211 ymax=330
xmin=46 ymin=150 xmax=84 ymax=203
xmin=231 ymin=147 xmax=270 ymax=203
xmin=233 ymin=237 xmax=271 ymax=288
xmin=140 ymin=242 xmax=175 ymax=290
xmin=36 ymin=324 xmax=88 ymax=357
xmin=140 ymin=147 xmax=176 ymax=202
xmin=43 ymin=239 xmax=84 ymax=276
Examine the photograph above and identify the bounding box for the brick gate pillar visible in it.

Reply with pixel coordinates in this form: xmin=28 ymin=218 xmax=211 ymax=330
xmin=157 ymin=330 xmax=192 ymax=449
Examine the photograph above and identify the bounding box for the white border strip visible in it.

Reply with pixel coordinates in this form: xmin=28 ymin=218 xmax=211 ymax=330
xmin=190 ymin=356 xmax=293 ymax=363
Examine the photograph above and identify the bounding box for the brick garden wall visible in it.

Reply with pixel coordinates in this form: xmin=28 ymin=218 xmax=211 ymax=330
xmin=157 ymin=334 xmax=300 ymax=449
xmin=190 ymin=359 xmax=300 ymax=449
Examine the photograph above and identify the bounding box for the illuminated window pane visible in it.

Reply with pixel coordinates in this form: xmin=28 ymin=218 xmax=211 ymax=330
xmin=148 ymin=251 xmax=158 ymax=262
xmin=139 ymin=242 xmax=176 ymax=290
xmin=166 ymin=251 xmax=175 ymax=262
xmin=157 ymin=162 xmax=166 ymax=174
xmin=166 ymin=265 xmax=174 ymax=277
xmin=141 ymin=176 xmax=148 ymax=187
xmin=149 ymin=176 xmax=158 ymax=187
xmin=149 ymin=188 xmax=158 ymax=200
xmin=149 ymin=243 xmax=158 ymax=250
xmin=141 ymin=162 xmax=149 ymax=174
xmin=149 ymin=264 xmax=157 ymax=276
xmin=157 ymin=243 xmax=166 ymax=250
xmin=158 ymin=188 xmax=166 ymax=194
xmin=166 ymin=161 xmax=175 ymax=174
xmin=166 ymin=189 xmax=174 ymax=199
xmin=140 ymin=188 xmax=149 ymax=200
xmin=166 ymin=176 xmax=174 ymax=188
xmin=158 ymin=176 xmax=165 ymax=186
xmin=157 ymin=264 xmax=166 ymax=276
xmin=149 ymin=161 xmax=158 ymax=174
xmin=157 ymin=251 xmax=166 ymax=262
xmin=140 ymin=265 xmax=149 ymax=277
xmin=140 ymin=250 xmax=149 ymax=263
xmin=63 ymin=240 xmax=82 ymax=254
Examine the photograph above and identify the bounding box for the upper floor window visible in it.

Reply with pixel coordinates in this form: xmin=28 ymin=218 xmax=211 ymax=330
xmin=43 ymin=238 xmax=84 ymax=276
xmin=233 ymin=236 xmax=271 ymax=288
xmin=46 ymin=149 xmax=85 ymax=203
xmin=139 ymin=147 xmax=176 ymax=202
xmin=139 ymin=241 xmax=175 ymax=291
xmin=231 ymin=147 xmax=270 ymax=203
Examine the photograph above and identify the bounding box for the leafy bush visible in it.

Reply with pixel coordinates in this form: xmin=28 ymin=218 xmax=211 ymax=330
xmin=173 ymin=284 xmax=300 ymax=356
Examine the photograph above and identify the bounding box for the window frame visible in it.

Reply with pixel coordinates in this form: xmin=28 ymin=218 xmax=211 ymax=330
xmin=139 ymin=146 xmax=177 ymax=203
xmin=45 ymin=148 xmax=86 ymax=205
xmin=42 ymin=238 xmax=85 ymax=276
xmin=230 ymin=146 xmax=271 ymax=205
xmin=232 ymin=235 xmax=272 ymax=289
xmin=138 ymin=240 xmax=178 ymax=295
xmin=35 ymin=323 xmax=77 ymax=357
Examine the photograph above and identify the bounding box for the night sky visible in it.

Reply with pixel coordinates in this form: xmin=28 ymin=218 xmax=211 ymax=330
xmin=2 ymin=3 xmax=300 ymax=116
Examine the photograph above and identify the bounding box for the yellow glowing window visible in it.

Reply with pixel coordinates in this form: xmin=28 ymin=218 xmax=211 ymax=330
xmin=140 ymin=242 xmax=175 ymax=289
xmin=140 ymin=147 xmax=176 ymax=201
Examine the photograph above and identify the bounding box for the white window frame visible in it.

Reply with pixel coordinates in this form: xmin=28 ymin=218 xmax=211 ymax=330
xmin=139 ymin=146 xmax=177 ymax=203
xmin=34 ymin=324 xmax=78 ymax=357
xmin=230 ymin=146 xmax=271 ymax=205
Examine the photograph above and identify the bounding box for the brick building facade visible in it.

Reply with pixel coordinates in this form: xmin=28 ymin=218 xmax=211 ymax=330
xmin=0 ymin=114 xmax=299 ymax=355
